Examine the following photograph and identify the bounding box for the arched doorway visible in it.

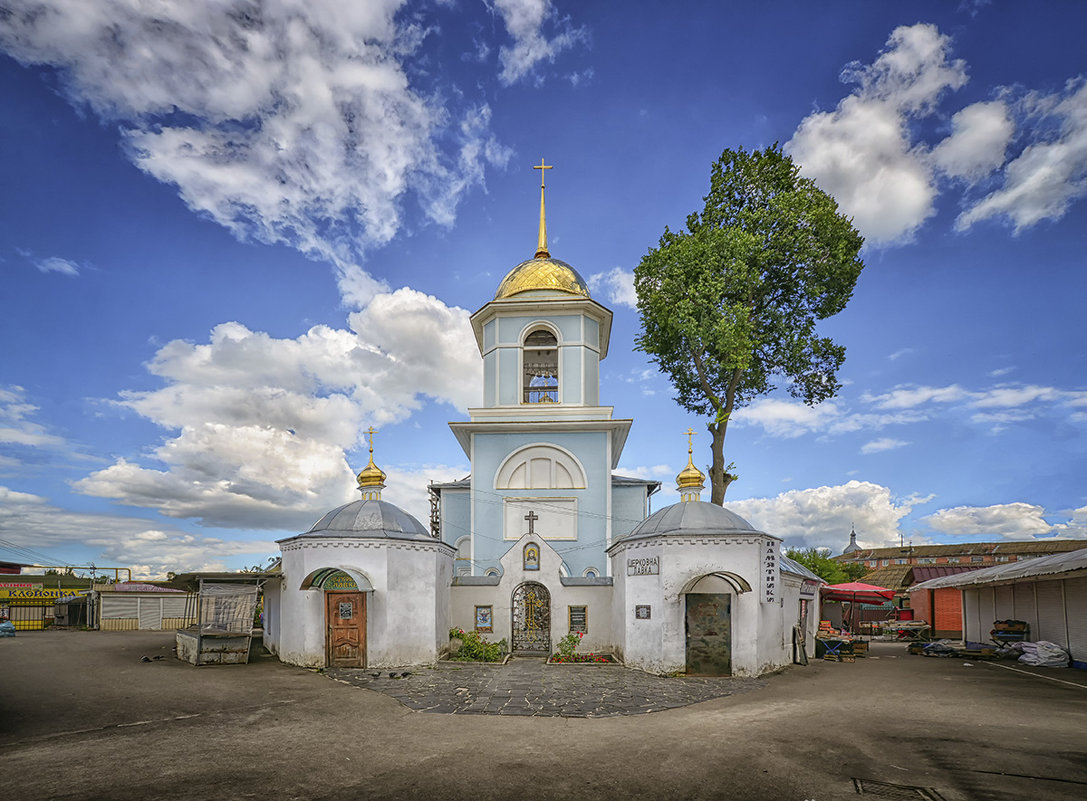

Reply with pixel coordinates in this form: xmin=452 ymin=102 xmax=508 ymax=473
xmin=315 ymin=569 xmax=366 ymax=668
xmin=511 ymin=582 xmax=550 ymax=654
xmin=683 ymin=573 xmax=745 ymax=677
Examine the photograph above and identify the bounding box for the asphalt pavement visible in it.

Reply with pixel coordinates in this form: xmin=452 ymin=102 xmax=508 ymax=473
xmin=2 ymin=631 xmax=1085 ymax=800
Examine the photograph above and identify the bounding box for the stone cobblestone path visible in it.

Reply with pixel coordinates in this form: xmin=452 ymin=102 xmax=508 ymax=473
xmin=325 ymin=656 xmax=766 ymax=717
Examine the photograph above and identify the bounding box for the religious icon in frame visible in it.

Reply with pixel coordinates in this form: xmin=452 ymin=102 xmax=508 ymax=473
xmin=475 ymin=605 xmax=493 ymax=633
xmin=523 ymin=542 xmax=540 ymax=570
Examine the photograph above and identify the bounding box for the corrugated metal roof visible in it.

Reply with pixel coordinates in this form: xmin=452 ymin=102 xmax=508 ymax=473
xmin=911 ymin=565 xmax=987 ymax=582
xmin=911 ymin=547 xmax=1087 ymax=590
xmin=780 ymin=554 xmax=823 ymax=582
xmin=856 ymin=564 xmax=912 ymax=590
xmin=836 ymin=539 xmax=1087 ymax=562
xmin=107 ymin=582 xmax=185 ymax=593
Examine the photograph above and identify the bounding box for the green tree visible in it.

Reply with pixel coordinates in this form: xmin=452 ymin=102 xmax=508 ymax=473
xmin=634 ymin=144 xmax=864 ymax=503
xmin=785 ymin=547 xmax=850 ymax=584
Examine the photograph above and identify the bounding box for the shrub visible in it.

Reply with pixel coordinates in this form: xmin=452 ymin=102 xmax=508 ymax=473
xmin=448 ymin=628 xmax=506 ymax=662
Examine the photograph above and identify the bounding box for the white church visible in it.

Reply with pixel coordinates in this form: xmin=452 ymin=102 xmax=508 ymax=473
xmin=263 ymin=168 xmax=821 ymax=677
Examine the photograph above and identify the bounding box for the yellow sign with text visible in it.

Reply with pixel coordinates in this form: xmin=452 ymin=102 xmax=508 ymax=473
xmin=0 ymin=588 xmax=67 ymax=600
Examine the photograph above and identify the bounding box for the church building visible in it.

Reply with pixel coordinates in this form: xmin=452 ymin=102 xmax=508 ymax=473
xmin=262 ymin=164 xmax=821 ymax=676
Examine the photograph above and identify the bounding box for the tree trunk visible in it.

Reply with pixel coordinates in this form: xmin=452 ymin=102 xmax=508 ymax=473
xmin=707 ymin=419 xmax=734 ymax=504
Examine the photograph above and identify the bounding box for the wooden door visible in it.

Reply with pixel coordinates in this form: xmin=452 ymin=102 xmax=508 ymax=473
xmin=326 ymin=591 xmax=365 ymax=667
xmin=685 ymin=593 xmax=731 ymax=676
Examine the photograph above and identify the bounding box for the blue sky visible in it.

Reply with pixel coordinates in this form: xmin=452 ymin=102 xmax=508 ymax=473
xmin=2 ymin=1 xmax=1086 ymax=578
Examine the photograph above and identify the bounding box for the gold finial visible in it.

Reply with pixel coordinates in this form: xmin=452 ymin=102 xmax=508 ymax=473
xmin=356 ymin=426 xmax=387 ymax=499
xmin=533 ymin=158 xmax=552 ymax=259
xmin=676 ymin=428 xmax=705 ymax=502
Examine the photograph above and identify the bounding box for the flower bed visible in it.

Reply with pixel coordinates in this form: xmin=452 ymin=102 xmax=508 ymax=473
xmin=445 ymin=628 xmax=507 ymax=663
xmin=548 ymin=631 xmax=618 ymax=664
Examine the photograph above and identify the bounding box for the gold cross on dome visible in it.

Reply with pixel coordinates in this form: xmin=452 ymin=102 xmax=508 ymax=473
xmin=365 ymin=426 xmax=377 ymax=454
xmin=686 ymin=427 xmax=695 ymax=454
xmin=533 ymin=158 xmax=553 ymax=258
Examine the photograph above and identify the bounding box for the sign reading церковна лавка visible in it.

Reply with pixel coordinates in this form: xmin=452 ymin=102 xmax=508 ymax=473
xmin=627 ymin=556 xmax=659 ymax=576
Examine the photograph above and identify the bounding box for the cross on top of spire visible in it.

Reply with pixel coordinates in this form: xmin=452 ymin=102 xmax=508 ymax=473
xmin=534 ymin=158 xmax=553 ymax=259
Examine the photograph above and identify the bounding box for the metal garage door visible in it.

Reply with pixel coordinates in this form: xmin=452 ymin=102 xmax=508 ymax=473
xmin=1064 ymin=577 xmax=1087 ymax=663
xmin=1013 ymin=583 xmax=1037 ymax=632
xmin=963 ymin=590 xmax=980 ymax=642
xmin=1034 ymin=580 xmax=1067 ymax=649
xmin=994 ymin=585 xmax=1015 ymax=621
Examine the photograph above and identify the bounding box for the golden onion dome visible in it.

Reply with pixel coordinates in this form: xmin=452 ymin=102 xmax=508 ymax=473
xmin=676 ymin=429 xmax=706 ymax=502
xmin=676 ymin=455 xmax=705 ymax=491
xmin=494 ymin=257 xmax=592 ymax=300
xmin=356 ymin=455 xmax=386 ymax=489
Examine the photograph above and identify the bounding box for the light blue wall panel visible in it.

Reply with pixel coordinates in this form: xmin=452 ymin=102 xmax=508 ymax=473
xmin=611 ymin=485 xmax=649 ymax=541
xmin=585 ymin=316 xmax=599 ymax=349
xmin=483 ymin=351 xmax=497 ymax=406
xmin=483 ymin=320 xmax=495 ymax=351
xmin=471 ymin=430 xmax=610 ymax=576
xmin=440 ymin=490 xmax=471 ymax=548
xmin=498 ymin=347 xmax=519 ymax=405
xmin=561 ymin=347 xmax=582 ymax=404
xmin=584 ymin=351 xmax=600 ymax=406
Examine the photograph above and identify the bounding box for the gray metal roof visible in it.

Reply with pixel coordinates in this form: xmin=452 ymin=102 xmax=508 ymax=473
xmin=911 ymin=546 xmax=1087 ymax=590
xmin=278 ymin=498 xmax=433 ymax=544
xmin=779 ymin=554 xmax=823 ymax=582
xmin=618 ymin=501 xmax=771 ymax=543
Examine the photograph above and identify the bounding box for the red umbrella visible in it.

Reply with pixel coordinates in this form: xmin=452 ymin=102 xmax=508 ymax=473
xmin=820 ymin=582 xmax=896 ymax=604
xmin=820 ymin=582 xmax=896 ymax=632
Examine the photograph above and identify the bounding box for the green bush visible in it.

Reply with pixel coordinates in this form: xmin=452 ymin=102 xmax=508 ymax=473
xmin=448 ymin=628 xmax=506 ymax=662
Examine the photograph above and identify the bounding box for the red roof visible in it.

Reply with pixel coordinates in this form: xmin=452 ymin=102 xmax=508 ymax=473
xmin=912 ymin=565 xmax=988 ymax=582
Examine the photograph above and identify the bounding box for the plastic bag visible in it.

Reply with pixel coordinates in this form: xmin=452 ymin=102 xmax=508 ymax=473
xmin=1015 ymin=640 xmax=1069 ymax=668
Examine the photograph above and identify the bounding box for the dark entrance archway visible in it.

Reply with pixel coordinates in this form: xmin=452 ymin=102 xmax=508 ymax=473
xmin=685 ymin=593 xmax=731 ymax=676
xmin=511 ymin=582 xmax=550 ymax=654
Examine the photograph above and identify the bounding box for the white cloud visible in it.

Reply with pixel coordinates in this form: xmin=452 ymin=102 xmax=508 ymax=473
xmin=727 ymin=480 xmax=925 ymax=551
xmin=864 ymin=384 xmax=970 ymax=409
xmin=988 ymin=366 xmax=1016 ymax=378
xmin=587 ymin=267 xmax=636 ymax=309
xmin=0 ymin=0 xmax=509 ymax=301
xmin=932 ymin=100 xmax=1014 ymax=181
xmin=382 ymin=462 xmax=470 ymax=531
xmin=733 ymin=397 xmax=842 ymax=438
xmin=861 ymin=437 xmax=908 ymax=454
xmin=0 ymin=486 xmax=274 ymax=578
xmin=34 ymin=256 xmax=81 ymax=276
xmin=0 ymin=386 xmax=67 ymax=450
xmin=74 ymin=288 xmax=482 ymax=530
xmin=786 ymin=23 xmax=967 ymax=245
xmin=492 ymin=0 xmax=586 ymax=86
xmin=970 ymin=384 xmax=1062 ymax=408
xmin=958 ymin=79 xmax=1087 ymax=231
xmin=921 ymin=502 xmax=1066 ymax=540
xmin=888 ymin=348 xmax=914 ymax=361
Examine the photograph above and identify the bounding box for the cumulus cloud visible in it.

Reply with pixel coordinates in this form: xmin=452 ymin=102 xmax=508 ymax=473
xmin=864 ymin=384 xmax=970 ymax=409
xmin=932 ymin=100 xmax=1014 ymax=181
xmin=726 ymin=480 xmax=927 ymax=551
xmin=492 ymin=0 xmax=586 ymax=86
xmin=921 ymin=502 xmax=1059 ymax=540
xmin=786 ymin=23 xmax=967 ymax=245
xmin=958 ymin=79 xmax=1087 ymax=231
xmin=74 ymin=288 xmax=481 ymax=530
xmin=0 ymin=0 xmax=510 ymax=301
xmin=733 ymin=398 xmax=842 ymax=439
xmin=0 ymin=486 xmax=274 ymax=578
xmin=587 ymin=267 xmax=636 ymax=309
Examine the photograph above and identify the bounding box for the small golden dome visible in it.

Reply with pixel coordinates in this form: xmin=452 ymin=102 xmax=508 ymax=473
xmin=676 ymin=429 xmax=705 ymax=501
xmin=494 ymin=257 xmax=592 ymax=300
xmin=356 ymin=455 xmax=386 ymax=489
xmin=356 ymin=426 xmax=386 ymax=499
xmin=676 ymin=456 xmax=705 ymax=491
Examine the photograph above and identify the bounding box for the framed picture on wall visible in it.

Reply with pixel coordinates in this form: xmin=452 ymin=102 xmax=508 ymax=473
xmin=475 ymin=605 xmax=493 ymax=633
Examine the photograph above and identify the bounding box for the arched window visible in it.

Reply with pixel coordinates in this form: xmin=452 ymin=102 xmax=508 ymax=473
xmin=583 ymin=567 xmax=599 ymax=578
xmin=523 ymin=328 xmax=558 ymax=403
xmin=495 ymin=444 xmax=587 ymax=490
xmin=454 ymin=536 xmax=471 ymax=576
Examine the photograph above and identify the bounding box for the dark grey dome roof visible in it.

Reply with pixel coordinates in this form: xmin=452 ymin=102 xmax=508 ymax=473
xmin=620 ymin=501 xmax=762 ymax=542
xmin=294 ymin=498 xmax=432 ymax=542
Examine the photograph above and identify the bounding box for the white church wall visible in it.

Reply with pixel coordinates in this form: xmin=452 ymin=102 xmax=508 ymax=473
xmin=262 ymin=576 xmax=281 ymax=656
xmin=277 ymin=538 xmax=451 ymax=668
xmin=610 ymin=533 xmax=787 ymax=676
